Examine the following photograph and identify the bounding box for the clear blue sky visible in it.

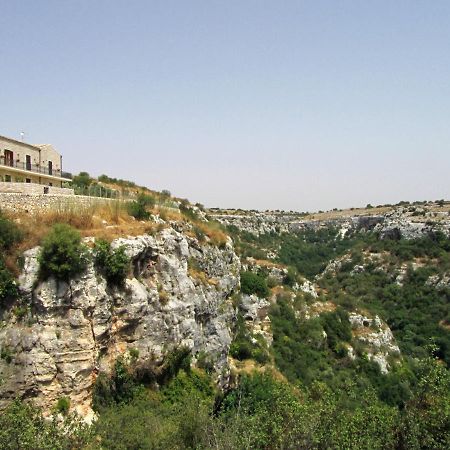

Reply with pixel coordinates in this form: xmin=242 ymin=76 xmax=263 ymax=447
xmin=1 ymin=1 xmax=449 ymax=211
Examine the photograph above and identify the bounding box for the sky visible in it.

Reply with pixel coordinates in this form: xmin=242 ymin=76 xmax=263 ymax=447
xmin=1 ymin=1 xmax=449 ymax=211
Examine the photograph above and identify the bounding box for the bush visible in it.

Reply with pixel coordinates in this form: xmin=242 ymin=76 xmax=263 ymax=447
xmin=283 ymin=267 xmax=298 ymax=287
xmin=240 ymin=271 xmax=269 ymax=298
xmin=0 ymin=210 xmax=22 ymax=251
xmin=94 ymin=239 xmax=130 ymax=286
xmin=230 ymin=314 xmax=269 ymax=363
xmin=55 ymin=397 xmax=70 ymax=415
xmin=0 ymin=259 xmax=18 ymax=301
xmin=38 ymin=224 xmax=88 ymax=281
xmin=127 ymin=194 xmax=155 ymax=220
xmin=0 ymin=399 xmax=92 ymax=450
xmin=158 ymin=346 xmax=192 ymax=385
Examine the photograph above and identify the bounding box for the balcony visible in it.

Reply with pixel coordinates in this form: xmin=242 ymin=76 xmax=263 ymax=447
xmin=0 ymin=157 xmax=70 ymax=180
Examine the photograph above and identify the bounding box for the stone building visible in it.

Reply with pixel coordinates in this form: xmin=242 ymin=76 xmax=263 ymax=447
xmin=0 ymin=134 xmax=71 ymax=189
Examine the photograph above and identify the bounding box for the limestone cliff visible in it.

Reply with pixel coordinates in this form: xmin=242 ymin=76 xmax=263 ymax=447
xmin=0 ymin=227 xmax=240 ymax=419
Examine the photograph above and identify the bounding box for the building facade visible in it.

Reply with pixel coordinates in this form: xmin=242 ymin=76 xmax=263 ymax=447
xmin=0 ymin=135 xmax=71 ymax=188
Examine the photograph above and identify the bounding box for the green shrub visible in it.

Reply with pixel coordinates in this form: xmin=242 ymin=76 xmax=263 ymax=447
xmin=0 ymin=210 xmax=22 ymax=251
xmin=94 ymin=239 xmax=129 ymax=286
xmin=230 ymin=314 xmax=269 ymax=363
xmin=196 ymin=351 xmax=215 ymax=374
xmin=127 ymin=193 xmax=155 ymax=220
xmin=38 ymin=224 xmax=88 ymax=281
xmin=1 ymin=347 xmax=13 ymax=364
xmin=72 ymin=171 xmax=92 ymax=189
xmin=320 ymin=307 xmax=352 ymax=349
xmin=0 ymin=399 xmax=92 ymax=450
xmin=162 ymin=369 xmax=214 ymax=405
xmin=0 ymin=211 xmax=22 ymax=302
xmin=179 ymin=202 xmax=200 ymax=221
xmin=229 ymin=340 xmax=253 ymax=360
xmin=0 ymin=259 xmax=18 ymax=301
xmin=240 ymin=271 xmax=269 ymax=298
xmin=283 ymin=267 xmax=298 ymax=287
xmin=55 ymin=396 xmax=70 ymax=415
xmin=159 ymin=346 xmax=192 ymax=385
xmin=129 ymin=348 xmax=139 ymax=361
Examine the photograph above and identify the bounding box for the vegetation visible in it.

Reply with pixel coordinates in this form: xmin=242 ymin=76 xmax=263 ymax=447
xmin=0 ymin=399 xmax=92 ymax=450
xmin=127 ymin=193 xmax=155 ymax=220
xmin=0 ymin=210 xmax=22 ymax=301
xmin=2 ymin=353 xmax=447 ymax=449
xmin=55 ymin=397 xmax=71 ymax=415
xmin=228 ymin=226 xmax=361 ymax=277
xmin=229 ymin=313 xmax=270 ymax=364
xmin=240 ymin=271 xmax=270 ymax=298
xmin=0 ymin=210 xmax=23 ymax=251
xmin=94 ymin=239 xmax=130 ymax=286
xmin=1 ymin=204 xmax=449 ymax=447
xmin=0 ymin=259 xmax=18 ymax=301
xmin=38 ymin=224 xmax=88 ymax=281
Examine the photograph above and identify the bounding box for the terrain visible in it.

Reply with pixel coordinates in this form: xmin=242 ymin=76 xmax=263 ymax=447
xmin=0 ymin=180 xmax=449 ymax=449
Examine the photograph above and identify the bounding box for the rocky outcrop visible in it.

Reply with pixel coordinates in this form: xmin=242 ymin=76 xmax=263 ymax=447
xmin=239 ymin=294 xmax=273 ymax=346
xmin=348 ymin=312 xmax=400 ymax=373
xmin=212 ymin=206 xmax=450 ymax=240
xmin=0 ymin=228 xmax=240 ymax=419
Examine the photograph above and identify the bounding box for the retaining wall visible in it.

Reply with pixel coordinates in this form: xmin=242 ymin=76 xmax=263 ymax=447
xmin=0 ymin=192 xmax=122 ymax=215
xmin=0 ymin=182 xmax=74 ymax=196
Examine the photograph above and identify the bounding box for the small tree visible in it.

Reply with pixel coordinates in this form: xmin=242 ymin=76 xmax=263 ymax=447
xmin=39 ymin=224 xmax=88 ymax=281
xmin=72 ymin=171 xmax=92 ymax=189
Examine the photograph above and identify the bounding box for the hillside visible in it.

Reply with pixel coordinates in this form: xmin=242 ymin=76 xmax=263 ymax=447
xmin=0 ymin=191 xmax=449 ymax=449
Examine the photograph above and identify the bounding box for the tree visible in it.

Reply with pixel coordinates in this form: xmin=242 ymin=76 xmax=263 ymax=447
xmin=71 ymin=172 xmax=92 ymax=189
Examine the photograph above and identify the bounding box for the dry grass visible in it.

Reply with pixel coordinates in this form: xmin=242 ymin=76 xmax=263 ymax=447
xmin=309 ymin=300 xmax=336 ymax=315
xmin=4 ymin=200 xmax=148 ymax=274
xmin=252 ymin=259 xmax=286 ymax=269
xmin=155 ymin=205 xmax=229 ymax=248
xmin=187 ymin=267 xmax=219 ymax=287
xmin=229 ymin=358 xmax=288 ymax=383
xmin=3 ymin=195 xmax=230 ymax=277
xmin=304 ymin=205 xmax=394 ymax=221
xmin=194 ymin=221 xmax=228 ymax=247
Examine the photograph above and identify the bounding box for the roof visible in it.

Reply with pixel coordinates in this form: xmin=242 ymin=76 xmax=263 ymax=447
xmin=0 ymin=134 xmax=42 ymax=152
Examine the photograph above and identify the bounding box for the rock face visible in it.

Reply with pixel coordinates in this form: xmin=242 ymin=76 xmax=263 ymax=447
xmin=212 ymin=206 xmax=450 ymax=240
xmin=0 ymin=228 xmax=240 ymax=419
xmin=348 ymin=312 xmax=401 ymax=374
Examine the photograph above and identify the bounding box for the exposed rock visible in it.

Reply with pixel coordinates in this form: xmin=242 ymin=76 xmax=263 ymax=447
xmin=349 ymin=312 xmax=400 ymax=374
xmin=295 ymin=280 xmax=319 ymax=298
xmin=212 ymin=206 xmax=450 ymax=240
xmin=239 ymin=294 xmax=272 ymax=346
xmin=426 ymin=273 xmax=450 ymax=290
xmin=0 ymin=227 xmax=240 ymax=419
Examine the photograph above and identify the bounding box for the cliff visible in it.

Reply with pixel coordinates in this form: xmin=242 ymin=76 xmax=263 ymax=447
xmin=0 ymin=226 xmax=240 ymax=420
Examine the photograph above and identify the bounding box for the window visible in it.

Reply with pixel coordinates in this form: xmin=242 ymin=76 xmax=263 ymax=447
xmin=4 ymin=150 xmax=13 ymax=167
xmin=26 ymin=178 xmax=31 ymax=183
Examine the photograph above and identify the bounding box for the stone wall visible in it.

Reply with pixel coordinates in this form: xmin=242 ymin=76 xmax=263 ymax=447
xmin=0 ymin=192 xmax=121 ymax=214
xmin=0 ymin=182 xmax=74 ymax=196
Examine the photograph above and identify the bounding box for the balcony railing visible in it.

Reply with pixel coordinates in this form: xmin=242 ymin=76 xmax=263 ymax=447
xmin=0 ymin=157 xmax=65 ymax=178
